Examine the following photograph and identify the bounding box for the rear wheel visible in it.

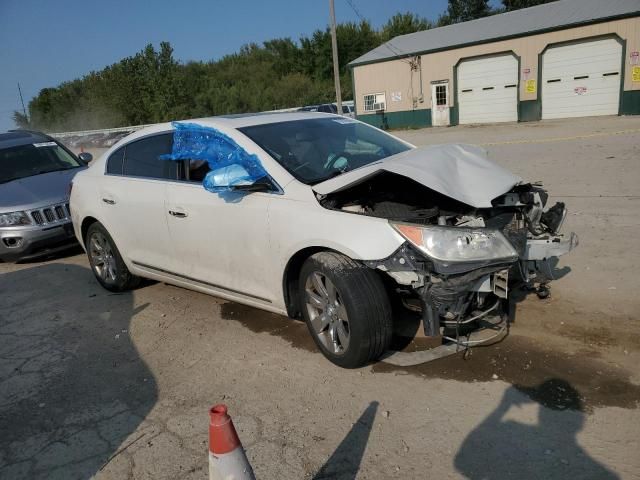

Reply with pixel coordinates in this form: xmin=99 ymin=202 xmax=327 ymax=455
xmin=299 ymin=251 xmax=392 ymax=368
xmin=85 ymin=222 xmax=139 ymax=292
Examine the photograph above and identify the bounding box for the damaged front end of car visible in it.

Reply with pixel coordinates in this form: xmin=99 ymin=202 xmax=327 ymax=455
xmin=315 ymin=144 xmax=578 ymax=346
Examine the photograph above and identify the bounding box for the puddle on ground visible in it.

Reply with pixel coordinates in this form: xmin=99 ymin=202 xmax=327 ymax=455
xmin=219 ymin=302 xmax=317 ymax=352
xmin=219 ymin=302 xmax=640 ymax=412
xmin=373 ymin=334 xmax=640 ymax=411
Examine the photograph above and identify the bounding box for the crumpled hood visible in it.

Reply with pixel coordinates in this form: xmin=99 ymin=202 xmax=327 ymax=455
xmin=313 ymin=144 xmax=521 ymax=208
xmin=0 ymin=167 xmax=85 ymax=212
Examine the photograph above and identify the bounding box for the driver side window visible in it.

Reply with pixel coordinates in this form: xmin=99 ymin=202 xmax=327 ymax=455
xmin=187 ymin=159 xmax=211 ymax=182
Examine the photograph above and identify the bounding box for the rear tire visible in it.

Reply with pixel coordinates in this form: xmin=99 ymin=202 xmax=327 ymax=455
xmin=298 ymin=251 xmax=392 ymax=368
xmin=85 ymin=222 xmax=140 ymax=292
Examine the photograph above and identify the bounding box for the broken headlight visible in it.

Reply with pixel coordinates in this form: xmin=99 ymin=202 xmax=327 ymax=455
xmin=391 ymin=223 xmax=518 ymax=264
xmin=0 ymin=211 xmax=31 ymax=227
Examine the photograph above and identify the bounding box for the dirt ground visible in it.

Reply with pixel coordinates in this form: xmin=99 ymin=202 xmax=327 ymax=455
xmin=1 ymin=115 xmax=640 ymax=479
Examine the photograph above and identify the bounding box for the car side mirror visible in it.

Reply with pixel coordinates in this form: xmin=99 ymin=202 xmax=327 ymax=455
xmin=78 ymin=152 xmax=93 ymax=164
xmin=231 ymin=176 xmax=273 ymax=193
xmin=204 ymin=164 xmax=273 ymax=193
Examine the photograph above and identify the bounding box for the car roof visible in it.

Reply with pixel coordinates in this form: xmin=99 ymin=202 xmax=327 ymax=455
xmin=118 ymin=111 xmax=341 ymax=145
xmin=0 ymin=130 xmax=53 ymax=149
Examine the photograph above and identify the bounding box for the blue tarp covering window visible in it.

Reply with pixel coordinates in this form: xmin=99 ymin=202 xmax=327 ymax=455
xmin=161 ymin=122 xmax=268 ymax=192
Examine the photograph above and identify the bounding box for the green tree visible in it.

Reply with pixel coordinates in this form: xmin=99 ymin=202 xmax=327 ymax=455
xmin=380 ymin=13 xmax=432 ymax=42
xmin=12 ymin=111 xmax=29 ymax=128
xmin=439 ymin=0 xmax=492 ymax=25
xmin=502 ymin=0 xmax=557 ymax=11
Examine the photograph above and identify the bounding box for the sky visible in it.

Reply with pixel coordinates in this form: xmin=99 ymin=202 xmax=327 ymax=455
xmin=0 ymin=0 xmax=498 ymax=132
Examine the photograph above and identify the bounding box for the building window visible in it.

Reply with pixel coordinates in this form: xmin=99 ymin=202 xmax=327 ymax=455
xmin=363 ymin=93 xmax=386 ymax=112
xmin=435 ymin=85 xmax=447 ymax=106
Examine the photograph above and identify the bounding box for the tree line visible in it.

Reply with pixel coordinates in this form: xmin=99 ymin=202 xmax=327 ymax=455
xmin=14 ymin=0 xmax=555 ymax=131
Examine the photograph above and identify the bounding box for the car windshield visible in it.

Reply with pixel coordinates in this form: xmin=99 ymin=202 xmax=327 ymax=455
xmin=0 ymin=142 xmax=82 ymax=184
xmin=239 ymin=118 xmax=411 ymax=184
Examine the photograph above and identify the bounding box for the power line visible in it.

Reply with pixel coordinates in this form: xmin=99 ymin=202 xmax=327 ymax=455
xmin=344 ymin=0 xmax=413 ymax=64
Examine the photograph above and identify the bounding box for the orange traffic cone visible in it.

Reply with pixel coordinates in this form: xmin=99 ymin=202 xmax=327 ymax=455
xmin=209 ymin=404 xmax=256 ymax=480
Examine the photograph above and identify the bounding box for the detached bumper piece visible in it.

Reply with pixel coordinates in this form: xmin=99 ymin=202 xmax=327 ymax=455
xmin=524 ymin=231 xmax=579 ymax=261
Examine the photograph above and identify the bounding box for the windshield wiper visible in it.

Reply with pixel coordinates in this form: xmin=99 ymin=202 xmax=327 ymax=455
xmin=323 ymin=169 xmax=348 ymax=181
xmin=32 ymin=167 xmax=74 ymax=176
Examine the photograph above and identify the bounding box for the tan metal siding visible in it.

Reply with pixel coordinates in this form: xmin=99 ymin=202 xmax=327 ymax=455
xmin=353 ymin=17 xmax=639 ymax=115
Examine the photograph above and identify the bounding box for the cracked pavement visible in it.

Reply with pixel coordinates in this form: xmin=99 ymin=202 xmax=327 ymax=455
xmin=1 ymin=116 xmax=640 ymax=479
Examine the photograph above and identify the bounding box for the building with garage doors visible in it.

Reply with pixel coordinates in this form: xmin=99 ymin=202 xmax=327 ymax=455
xmin=349 ymin=0 xmax=640 ymax=129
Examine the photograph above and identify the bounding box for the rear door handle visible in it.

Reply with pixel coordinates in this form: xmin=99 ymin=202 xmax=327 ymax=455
xmin=102 ymin=198 xmax=116 ymax=205
xmin=168 ymin=210 xmax=188 ymax=218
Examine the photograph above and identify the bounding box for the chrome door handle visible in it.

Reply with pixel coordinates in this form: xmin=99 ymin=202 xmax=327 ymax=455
xmin=168 ymin=210 xmax=188 ymax=218
xmin=102 ymin=198 xmax=116 ymax=205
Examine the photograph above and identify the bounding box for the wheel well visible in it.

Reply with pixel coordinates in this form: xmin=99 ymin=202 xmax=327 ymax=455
xmin=283 ymin=247 xmax=329 ymax=319
xmin=80 ymin=217 xmax=99 ymax=245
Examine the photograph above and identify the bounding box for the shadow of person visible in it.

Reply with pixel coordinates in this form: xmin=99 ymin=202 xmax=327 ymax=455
xmin=454 ymin=379 xmax=618 ymax=480
xmin=0 ymin=263 xmax=157 ymax=479
xmin=313 ymin=401 xmax=379 ymax=480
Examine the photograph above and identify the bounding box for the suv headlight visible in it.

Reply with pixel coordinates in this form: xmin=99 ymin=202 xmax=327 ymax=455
xmin=391 ymin=223 xmax=518 ymax=264
xmin=0 ymin=211 xmax=31 ymax=227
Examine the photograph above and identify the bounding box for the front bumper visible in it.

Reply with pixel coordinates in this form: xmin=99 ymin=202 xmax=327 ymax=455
xmin=0 ymin=221 xmax=78 ymax=262
xmin=369 ymin=229 xmax=578 ymax=340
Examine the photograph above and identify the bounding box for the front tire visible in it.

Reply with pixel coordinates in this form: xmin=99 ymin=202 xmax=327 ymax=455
xmin=298 ymin=252 xmax=392 ymax=368
xmin=85 ymin=222 xmax=140 ymax=292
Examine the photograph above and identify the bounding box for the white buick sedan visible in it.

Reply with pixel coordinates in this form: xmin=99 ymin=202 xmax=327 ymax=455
xmin=70 ymin=112 xmax=576 ymax=367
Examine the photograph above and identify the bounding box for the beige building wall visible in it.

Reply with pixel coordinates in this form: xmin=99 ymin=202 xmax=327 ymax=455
xmin=353 ymin=17 xmax=640 ymax=115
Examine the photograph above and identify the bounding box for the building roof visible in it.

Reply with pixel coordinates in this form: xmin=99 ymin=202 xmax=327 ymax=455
xmin=349 ymin=0 xmax=640 ymax=67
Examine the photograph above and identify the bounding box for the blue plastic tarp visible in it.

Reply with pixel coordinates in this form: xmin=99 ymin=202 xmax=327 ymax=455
xmin=160 ymin=122 xmax=268 ymax=192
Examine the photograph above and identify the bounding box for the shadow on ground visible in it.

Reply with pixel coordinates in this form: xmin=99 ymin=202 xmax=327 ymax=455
xmin=0 ymin=263 xmax=157 ymax=479
xmin=313 ymin=401 xmax=378 ymax=480
xmin=455 ymin=379 xmax=619 ymax=479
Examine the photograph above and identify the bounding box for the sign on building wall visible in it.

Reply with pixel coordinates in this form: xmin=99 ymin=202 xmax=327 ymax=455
xmin=522 ymin=68 xmax=531 ymax=81
xmin=391 ymin=91 xmax=402 ymax=102
xmin=630 ymin=51 xmax=639 ymax=65
xmin=525 ymin=79 xmax=536 ymax=93
xmin=633 ymin=66 xmax=640 ymax=83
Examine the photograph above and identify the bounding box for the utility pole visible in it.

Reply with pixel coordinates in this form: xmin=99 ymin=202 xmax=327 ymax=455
xmin=17 ymin=82 xmax=28 ymax=124
xmin=329 ymin=0 xmax=342 ymax=114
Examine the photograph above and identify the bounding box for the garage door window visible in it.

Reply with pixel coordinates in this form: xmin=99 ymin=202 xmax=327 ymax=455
xmin=122 ymin=133 xmax=178 ymax=180
xmin=363 ymin=93 xmax=386 ymax=112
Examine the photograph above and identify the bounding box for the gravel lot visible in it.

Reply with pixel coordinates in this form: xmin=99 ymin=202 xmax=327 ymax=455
xmin=2 ymin=116 xmax=639 ymax=479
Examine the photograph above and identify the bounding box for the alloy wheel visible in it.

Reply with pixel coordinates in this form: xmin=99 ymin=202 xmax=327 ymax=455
xmin=89 ymin=232 xmax=117 ymax=283
xmin=304 ymin=271 xmax=350 ymax=355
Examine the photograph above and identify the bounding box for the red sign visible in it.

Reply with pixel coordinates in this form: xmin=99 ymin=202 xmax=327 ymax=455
xmin=630 ymin=51 xmax=639 ymax=65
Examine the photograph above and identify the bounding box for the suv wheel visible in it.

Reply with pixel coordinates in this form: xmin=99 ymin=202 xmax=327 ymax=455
xmin=85 ymin=222 xmax=139 ymax=292
xmin=299 ymin=251 xmax=392 ymax=368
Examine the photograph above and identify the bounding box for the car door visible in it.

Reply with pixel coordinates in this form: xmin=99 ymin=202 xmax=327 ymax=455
xmin=99 ymin=132 xmax=176 ymax=270
xmin=164 ymin=159 xmax=275 ymax=304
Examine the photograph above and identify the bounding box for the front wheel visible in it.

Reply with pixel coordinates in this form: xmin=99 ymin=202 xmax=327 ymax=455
xmin=299 ymin=252 xmax=392 ymax=368
xmin=85 ymin=222 xmax=140 ymax=292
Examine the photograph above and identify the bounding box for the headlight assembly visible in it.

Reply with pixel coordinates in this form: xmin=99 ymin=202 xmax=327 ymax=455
xmin=391 ymin=222 xmax=518 ymax=264
xmin=0 ymin=211 xmax=31 ymax=227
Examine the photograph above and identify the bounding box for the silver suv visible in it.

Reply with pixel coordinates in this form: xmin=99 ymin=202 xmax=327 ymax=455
xmin=0 ymin=130 xmax=90 ymax=262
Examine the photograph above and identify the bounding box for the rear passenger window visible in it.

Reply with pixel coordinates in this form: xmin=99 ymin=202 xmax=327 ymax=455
xmin=106 ymin=147 xmax=125 ymax=174
xmin=122 ymin=133 xmax=177 ymax=180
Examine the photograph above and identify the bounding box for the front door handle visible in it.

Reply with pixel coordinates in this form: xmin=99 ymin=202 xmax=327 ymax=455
xmin=102 ymin=198 xmax=116 ymax=205
xmin=168 ymin=210 xmax=188 ymax=218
